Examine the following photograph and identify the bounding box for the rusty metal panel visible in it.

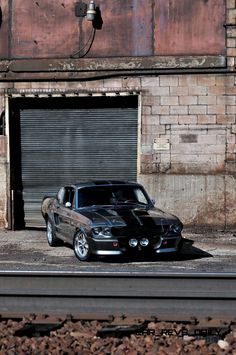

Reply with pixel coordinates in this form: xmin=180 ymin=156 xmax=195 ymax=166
xmin=87 ymin=0 xmax=153 ymax=57
xmin=6 ymin=0 xmax=226 ymax=59
xmin=10 ymin=0 xmax=152 ymax=59
xmin=0 ymin=0 xmax=10 ymax=57
xmin=11 ymin=0 xmax=79 ymax=58
xmin=155 ymin=0 xmax=226 ymax=55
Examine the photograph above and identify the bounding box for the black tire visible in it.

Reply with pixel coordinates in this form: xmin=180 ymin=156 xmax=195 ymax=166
xmin=73 ymin=230 xmax=91 ymax=261
xmin=172 ymin=238 xmax=184 ymax=258
xmin=177 ymin=238 xmax=184 ymax=254
xmin=46 ymin=218 xmax=61 ymax=247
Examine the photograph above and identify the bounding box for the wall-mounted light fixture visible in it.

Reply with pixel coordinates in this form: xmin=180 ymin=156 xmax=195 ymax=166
xmin=75 ymin=1 xmax=96 ymax=22
xmin=72 ymin=0 xmax=101 ymax=58
xmin=86 ymin=0 xmax=96 ymax=21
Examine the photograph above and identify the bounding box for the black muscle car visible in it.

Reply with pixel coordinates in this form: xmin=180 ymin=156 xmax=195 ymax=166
xmin=41 ymin=180 xmax=183 ymax=261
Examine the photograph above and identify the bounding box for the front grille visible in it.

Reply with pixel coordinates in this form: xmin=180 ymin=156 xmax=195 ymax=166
xmin=111 ymin=225 xmax=168 ymax=238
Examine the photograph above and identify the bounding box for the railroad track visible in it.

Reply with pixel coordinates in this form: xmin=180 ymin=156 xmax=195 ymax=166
xmin=0 ymin=271 xmax=236 ymax=322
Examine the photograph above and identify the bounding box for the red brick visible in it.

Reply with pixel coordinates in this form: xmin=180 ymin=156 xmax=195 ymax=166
xmin=226 ymin=87 xmax=236 ymax=95
xmin=227 ymin=0 xmax=236 ymax=10
xmin=160 ymin=76 xmax=178 ymax=87
xmin=208 ymin=87 xmax=226 ymax=95
xmin=178 ymin=75 xmax=198 ymax=86
xmin=217 ymin=115 xmax=235 ymax=124
xmin=227 ymin=9 xmax=236 ymax=23
xmin=178 ymin=115 xmax=197 ymax=124
xmin=227 ymin=47 xmax=236 ymax=56
xmin=198 ymin=115 xmax=216 ymax=124
xmin=198 ymin=96 xmax=216 ymax=105
xmin=170 ymin=106 xmax=188 ymax=115
xmin=179 ymin=96 xmax=197 ymax=105
xmin=227 ymin=106 xmax=236 ymax=114
xmin=189 ymin=105 xmax=207 ymax=115
xmin=0 ymin=137 xmax=6 ymax=156
xmin=170 ymin=86 xmax=188 ymax=96
xmin=197 ymin=76 xmax=216 ymax=86
xmin=161 ymin=96 xmax=178 ymax=105
xmin=208 ymin=105 xmax=226 ymax=115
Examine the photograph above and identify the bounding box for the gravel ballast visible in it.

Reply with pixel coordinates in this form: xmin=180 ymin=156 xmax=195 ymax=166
xmin=0 ymin=319 xmax=235 ymax=354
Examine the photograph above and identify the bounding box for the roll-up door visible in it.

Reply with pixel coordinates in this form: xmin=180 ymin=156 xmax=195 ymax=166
xmin=12 ymin=96 xmax=138 ymax=228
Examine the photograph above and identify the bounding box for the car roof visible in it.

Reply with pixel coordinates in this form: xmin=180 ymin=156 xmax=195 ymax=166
xmin=71 ymin=180 xmax=142 ymax=189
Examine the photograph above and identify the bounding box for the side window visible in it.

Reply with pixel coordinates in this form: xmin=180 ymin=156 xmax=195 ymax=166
xmin=64 ymin=187 xmax=75 ymax=207
xmin=70 ymin=189 xmax=75 ymax=207
xmin=134 ymin=188 xmax=148 ymax=204
xmin=57 ymin=187 xmax=65 ymax=204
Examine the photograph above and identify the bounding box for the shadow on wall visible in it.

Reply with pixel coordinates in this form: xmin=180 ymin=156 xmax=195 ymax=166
xmin=0 ymin=111 xmax=4 ymax=135
xmin=93 ymin=6 xmax=103 ymax=30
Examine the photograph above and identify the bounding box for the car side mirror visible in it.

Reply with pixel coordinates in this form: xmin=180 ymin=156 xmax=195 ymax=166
xmin=65 ymin=201 xmax=72 ymax=208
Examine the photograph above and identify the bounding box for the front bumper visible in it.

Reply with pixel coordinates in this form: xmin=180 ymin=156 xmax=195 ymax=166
xmin=154 ymin=235 xmax=182 ymax=253
xmin=88 ymin=234 xmax=182 ymax=256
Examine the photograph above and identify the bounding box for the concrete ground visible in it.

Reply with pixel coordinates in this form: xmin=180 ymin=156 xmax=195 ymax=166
xmin=0 ymin=228 xmax=236 ymax=273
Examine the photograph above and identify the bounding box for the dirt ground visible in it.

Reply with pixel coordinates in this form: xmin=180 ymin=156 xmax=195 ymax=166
xmin=0 ymin=227 xmax=235 ymax=272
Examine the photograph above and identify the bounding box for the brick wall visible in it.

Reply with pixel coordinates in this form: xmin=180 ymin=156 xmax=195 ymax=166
xmin=140 ymin=74 xmax=235 ymax=176
xmin=137 ymin=72 xmax=236 ymax=228
xmin=0 ymin=72 xmax=235 ymax=229
xmin=227 ymin=0 xmax=236 ymax=68
xmin=0 ymin=95 xmax=7 ymax=228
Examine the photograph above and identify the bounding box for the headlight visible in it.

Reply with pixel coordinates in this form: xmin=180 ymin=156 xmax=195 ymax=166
xmin=93 ymin=227 xmax=101 ymax=235
xmin=103 ymin=227 xmax=112 ymax=236
xmin=170 ymin=224 xmax=183 ymax=234
xmin=92 ymin=227 xmax=112 ymax=237
xmin=129 ymin=238 xmax=138 ymax=247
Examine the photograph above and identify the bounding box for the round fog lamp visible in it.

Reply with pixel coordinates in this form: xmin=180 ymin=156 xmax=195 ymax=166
xmin=140 ymin=238 xmax=149 ymax=247
xmin=129 ymin=238 xmax=138 ymax=247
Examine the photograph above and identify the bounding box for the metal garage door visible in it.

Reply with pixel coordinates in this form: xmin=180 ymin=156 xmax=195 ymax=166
xmin=18 ymin=97 xmax=138 ymax=227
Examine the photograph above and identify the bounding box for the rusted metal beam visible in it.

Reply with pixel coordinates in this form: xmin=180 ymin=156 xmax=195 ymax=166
xmin=0 ymin=68 xmax=231 ymax=82
xmin=0 ymin=55 xmax=227 ymax=80
xmin=0 ymin=56 xmax=226 ymax=74
xmin=0 ymin=61 xmax=9 ymax=72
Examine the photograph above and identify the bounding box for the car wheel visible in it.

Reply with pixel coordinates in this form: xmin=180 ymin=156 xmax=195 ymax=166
xmin=46 ymin=219 xmax=61 ymax=247
xmin=73 ymin=230 xmax=91 ymax=261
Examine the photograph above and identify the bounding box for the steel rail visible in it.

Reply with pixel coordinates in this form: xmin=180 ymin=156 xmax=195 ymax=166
xmin=0 ymin=271 xmax=235 ymax=320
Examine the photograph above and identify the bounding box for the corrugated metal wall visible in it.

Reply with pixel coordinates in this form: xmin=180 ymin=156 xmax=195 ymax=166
xmin=19 ymin=100 xmax=138 ymax=227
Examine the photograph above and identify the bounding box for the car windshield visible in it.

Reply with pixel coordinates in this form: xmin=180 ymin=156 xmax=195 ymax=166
xmin=77 ymin=185 xmax=150 ymax=208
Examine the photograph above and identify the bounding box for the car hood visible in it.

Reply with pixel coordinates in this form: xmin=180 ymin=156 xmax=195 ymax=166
xmin=77 ymin=205 xmax=181 ymax=227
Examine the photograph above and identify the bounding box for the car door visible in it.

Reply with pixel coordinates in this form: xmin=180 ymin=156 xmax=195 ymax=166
xmin=57 ymin=187 xmax=76 ymax=243
xmin=52 ymin=187 xmax=71 ymax=242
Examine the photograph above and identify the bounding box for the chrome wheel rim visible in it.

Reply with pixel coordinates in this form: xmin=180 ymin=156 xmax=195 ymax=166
xmin=47 ymin=221 xmax=53 ymax=244
xmin=75 ymin=232 xmax=89 ymax=258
